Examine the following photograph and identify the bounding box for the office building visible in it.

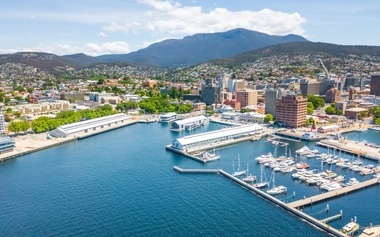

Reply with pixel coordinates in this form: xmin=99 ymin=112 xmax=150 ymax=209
xmin=201 ymin=85 xmax=221 ymax=105
xmin=370 ymin=75 xmax=380 ymax=96
xmin=276 ymin=95 xmax=307 ymax=128
xmin=236 ymin=89 xmax=257 ymax=107
xmin=265 ymin=89 xmax=284 ymax=117
xmin=325 ymin=86 xmax=341 ymax=103
xmin=300 ymin=80 xmax=321 ymax=96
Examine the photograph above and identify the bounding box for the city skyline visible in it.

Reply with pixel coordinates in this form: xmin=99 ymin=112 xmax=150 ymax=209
xmin=0 ymin=0 xmax=379 ymax=56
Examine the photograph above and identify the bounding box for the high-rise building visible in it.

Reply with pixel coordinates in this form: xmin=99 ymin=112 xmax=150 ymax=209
xmin=370 ymin=75 xmax=380 ymax=96
xmin=201 ymin=85 xmax=221 ymax=105
xmin=0 ymin=113 xmax=6 ymax=135
xmin=300 ymin=79 xmax=321 ymax=96
xmin=276 ymin=95 xmax=307 ymax=128
xmin=265 ymin=89 xmax=284 ymax=117
xmin=236 ymin=89 xmax=257 ymax=107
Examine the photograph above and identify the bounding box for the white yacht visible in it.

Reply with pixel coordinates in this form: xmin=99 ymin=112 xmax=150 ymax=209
xmin=231 ymin=154 xmax=246 ymax=177
xmin=266 ymin=171 xmax=287 ymax=195
xmin=346 ymin=177 xmax=360 ymax=186
xmin=242 ymin=164 xmax=256 ymax=183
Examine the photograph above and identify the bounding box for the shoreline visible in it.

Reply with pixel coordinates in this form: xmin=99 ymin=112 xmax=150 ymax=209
xmin=0 ymin=119 xmax=138 ymax=162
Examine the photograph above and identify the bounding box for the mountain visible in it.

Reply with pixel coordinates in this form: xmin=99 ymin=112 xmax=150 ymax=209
xmin=96 ymin=28 xmax=309 ymax=68
xmin=0 ymin=52 xmax=96 ymax=70
xmin=61 ymin=53 xmax=102 ymax=67
xmin=211 ymin=42 xmax=380 ymax=67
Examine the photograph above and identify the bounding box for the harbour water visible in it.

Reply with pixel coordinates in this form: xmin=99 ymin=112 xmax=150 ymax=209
xmin=1 ymin=122 xmax=379 ymax=236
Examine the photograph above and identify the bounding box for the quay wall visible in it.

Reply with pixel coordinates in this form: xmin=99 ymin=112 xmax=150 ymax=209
xmin=218 ymin=170 xmax=345 ymax=237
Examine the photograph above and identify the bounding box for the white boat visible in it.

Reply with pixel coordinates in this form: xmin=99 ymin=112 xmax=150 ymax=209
xmin=333 ymin=175 xmax=345 ymax=182
xmin=231 ymin=154 xmax=246 ymax=177
xmin=202 ymin=148 xmax=220 ymax=162
xmin=321 ymin=182 xmax=342 ymax=192
xmin=296 ymin=146 xmax=312 ymax=155
xmin=254 ymin=164 xmax=269 ymax=188
xmin=346 ymin=177 xmax=359 ymax=186
xmin=370 ymin=126 xmax=380 ymax=131
xmin=356 ymin=128 xmax=368 ymax=132
xmin=266 ymin=171 xmax=287 ymax=195
xmin=342 ymin=221 xmax=359 ymax=236
xmin=242 ymin=163 xmax=256 ymax=183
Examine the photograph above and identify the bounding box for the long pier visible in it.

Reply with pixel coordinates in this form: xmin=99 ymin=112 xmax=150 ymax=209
xmin=217 ymin=170 xmax=345 ymax=237
xmin=316 ymin=139 xmax=380 ymax=161
xmin=288 ymin=178 xmax=380 ymax=208
xmin=173 ymin=166 xmax=219 ymax=174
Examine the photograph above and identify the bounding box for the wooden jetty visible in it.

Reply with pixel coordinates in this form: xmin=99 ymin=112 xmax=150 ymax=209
xmin=288 ymin=178 xmax=380 ymax=208
xmin=173 ymin=166 xmax=219 ymax=174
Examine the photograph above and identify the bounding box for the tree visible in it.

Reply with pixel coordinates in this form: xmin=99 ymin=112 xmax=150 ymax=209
xmin=359 ymin=111 xmax=367 ymax=119
xmin=265 ymin=113 xmax=274 ymax=123
xmin=307 ymin=94 xmax=325 ymax=109
xmin=307 ymin=102 xmax=314 ymax=115
xmin=325 ymin=106 xmax=336 ymax=115
xmin=336 ymin=109 xmax=343 ymax=115
xmin=27 ymin=88 xmax=34 ymax=94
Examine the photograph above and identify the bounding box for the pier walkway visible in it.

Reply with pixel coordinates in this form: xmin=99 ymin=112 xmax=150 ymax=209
xmin=288 ymin=178 xmax=380 ymax=208
xmin=316 ymin=139 xmax=380 ymax=161
xmin=173 ymin=166 xmax=219 ymax=174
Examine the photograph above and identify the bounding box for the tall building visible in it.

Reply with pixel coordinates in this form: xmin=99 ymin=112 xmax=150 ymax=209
xmin=300 ymin=79 xmax=321 ymax=96
xmin=201 ymin=85 xmax=221 ymax=105
xmin=236 ymin=89 xmax=257 ymax=107
xmin=276 ymin=95 xmax=307 ymax=128
xmin=265 ymin=89 xmax=284 ymax=117
xmin=0 ymin=113 xmax=6 ymax=135
xmin=370 ymin=75 xmax=380 ymax=96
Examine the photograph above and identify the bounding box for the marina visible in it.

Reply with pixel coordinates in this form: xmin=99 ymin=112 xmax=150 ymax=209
xmin=2 ymin=119 xmax=380 ymax=236
xmin=287 ymin=178 xmax=380 ymax=208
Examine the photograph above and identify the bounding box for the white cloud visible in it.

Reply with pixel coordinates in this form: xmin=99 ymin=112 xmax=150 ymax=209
xmin=103 ymin=21 xmax=141 ymax=32
xmin=98 ymin=32 xmax=107 ymax=37
xmin=0 ymin=41 xmax=131 ymax=56
xmin=131 ymin=0 xmax=306 ymax=36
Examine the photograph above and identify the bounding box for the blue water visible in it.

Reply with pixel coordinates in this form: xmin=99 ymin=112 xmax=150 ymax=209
xmin=1 ymin=123 xmax=379 ymax=236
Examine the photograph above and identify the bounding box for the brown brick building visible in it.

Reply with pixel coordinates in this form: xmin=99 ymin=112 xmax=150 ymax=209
xmin=325 ymin=87 xmax=341 ymax=103
xmin=276 ymin=95 xmax=307 ymax=128
xmin=236 ymin=89 xmax=257 ymax=107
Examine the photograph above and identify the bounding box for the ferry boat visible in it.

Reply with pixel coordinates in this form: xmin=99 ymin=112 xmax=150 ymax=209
xmin=169 ymin=115 xmax=208 ymax=131
xmin=341 ymin=221 xmax=359 ymax=236
xmin=159 ymin=112 xmax=177 ymax=123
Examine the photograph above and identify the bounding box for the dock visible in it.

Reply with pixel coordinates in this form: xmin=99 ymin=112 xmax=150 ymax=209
xmin=320 ymin=213 xmax=342 ymax=224
xmin=173 ymin=166 xmax=219 ymax=174
xmin=316 ymin=139 xmax=380 ymax=161
xmin=288 ymin=178 xmax=380 ymax=208
xmin=217 ymin=170 xmax=345 ymax=237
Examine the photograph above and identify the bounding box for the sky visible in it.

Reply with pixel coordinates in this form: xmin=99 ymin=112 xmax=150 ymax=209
xmin=0 ymin=0 xmax=379 ymax=56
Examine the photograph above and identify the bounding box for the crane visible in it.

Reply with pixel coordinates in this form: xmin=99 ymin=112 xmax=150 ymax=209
xmin=318 ymin=58 xmax=346 ymax=93
xmin=318 ymin=58 xmax=330 ymax=78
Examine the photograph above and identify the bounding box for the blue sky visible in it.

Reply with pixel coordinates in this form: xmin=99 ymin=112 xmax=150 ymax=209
xmin=0 ymin=0 xmax=379 ymax=56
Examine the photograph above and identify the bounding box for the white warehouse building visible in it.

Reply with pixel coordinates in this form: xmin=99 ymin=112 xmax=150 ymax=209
xmin=50 ymin=114 xmax=131 ymax=138
xmin=171 ymin=124 xmax=263 ymax=151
